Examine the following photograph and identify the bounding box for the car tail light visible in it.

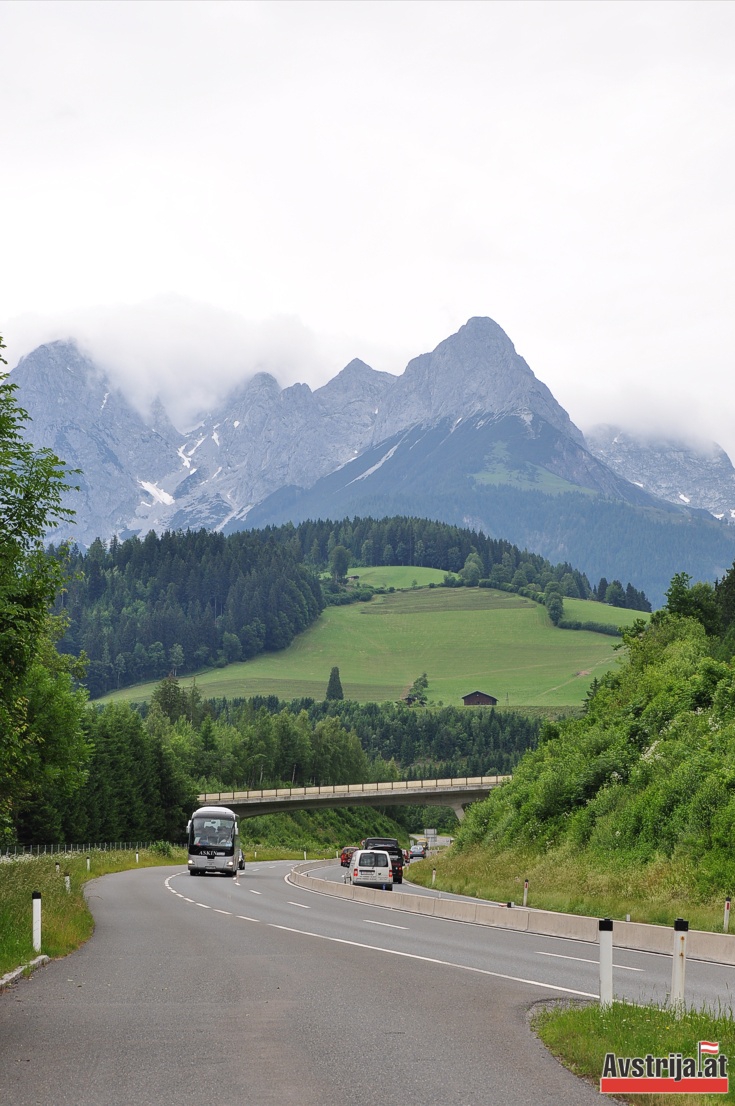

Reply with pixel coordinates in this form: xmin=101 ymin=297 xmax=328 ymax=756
xmin=353 ymin=868 xmax=358 ymax=878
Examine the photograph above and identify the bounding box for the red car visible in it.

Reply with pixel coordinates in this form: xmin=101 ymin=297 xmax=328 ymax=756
xmin=340 ymin=846 xmax=358 ymax=867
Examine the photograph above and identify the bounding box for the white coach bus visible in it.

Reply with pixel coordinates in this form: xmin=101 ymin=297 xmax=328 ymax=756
xmin=187 ymin=805 xmax=243 ymax=877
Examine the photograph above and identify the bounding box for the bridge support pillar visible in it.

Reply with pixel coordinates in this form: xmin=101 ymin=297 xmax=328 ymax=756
xmin=451 ymin=803 xmax=465 ymax=822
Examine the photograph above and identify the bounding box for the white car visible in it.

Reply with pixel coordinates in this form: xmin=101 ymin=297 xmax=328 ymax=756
xmin=346 ymin=849 xmax=394 ymax=890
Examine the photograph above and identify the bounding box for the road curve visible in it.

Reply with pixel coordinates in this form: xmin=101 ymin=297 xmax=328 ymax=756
xmin=0 ymin=861 xmax=657 ymax=1105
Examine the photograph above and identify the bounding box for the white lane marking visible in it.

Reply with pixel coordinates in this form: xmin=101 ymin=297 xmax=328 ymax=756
xmin=249 ymin=889 xmax=262 ymax=896
xmin=196 ymin=903 xmax=211 ymax=909
xmin=536 ymin=951 xmax=644 ymax=972
xmin=267 ymin=924 xmax=598 ymax=998
xmin=214 ymin=909 xmax=232 ymax=916
xmin=288 ymin=901 xmax=310 ymax=909
xmin=364 ymin=920 xmax=408 ymax=929
xmin=165 ymin=872 xmax=594 ymax=994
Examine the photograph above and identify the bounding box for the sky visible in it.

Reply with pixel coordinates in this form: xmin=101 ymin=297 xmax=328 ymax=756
xmin=1 ymin=0 xmax=734 ymax=451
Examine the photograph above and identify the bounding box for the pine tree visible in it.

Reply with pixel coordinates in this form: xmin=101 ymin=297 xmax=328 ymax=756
xmin=326 ymin=666 xmax=344 ymax=701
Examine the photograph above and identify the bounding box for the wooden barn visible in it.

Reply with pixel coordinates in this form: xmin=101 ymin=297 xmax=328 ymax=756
xmin=461 ymin=690 xmax=498 ymax=706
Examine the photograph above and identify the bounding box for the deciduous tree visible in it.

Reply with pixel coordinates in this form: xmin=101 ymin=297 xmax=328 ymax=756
xmin=1 ymin=336 xmax=85 ymax=839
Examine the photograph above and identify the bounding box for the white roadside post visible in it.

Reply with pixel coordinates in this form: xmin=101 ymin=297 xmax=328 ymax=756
xmin=523 ymin=879 xmax=529 ymax=907
xmin=64 ymin=873 xmax=71 ymax=893
xmin=671 ymin=918 xmax=688 ymax=1011
xmin=86 ymin=856 xmax=90 ymax=872
xmin=32 ymin=891 xmax=42 ymax=952
xmin=598 ymin=918 xmax=613 ymax=1008
xmin=724 ymin=898 xmax=731 ymax=933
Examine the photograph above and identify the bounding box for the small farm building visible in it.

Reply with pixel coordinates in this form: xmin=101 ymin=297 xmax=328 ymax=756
xmin=461 ymin=691 xmax=498 ymax=706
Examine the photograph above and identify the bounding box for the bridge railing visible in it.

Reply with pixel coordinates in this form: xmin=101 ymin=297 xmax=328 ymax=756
xmin=200 ymin=775 xmax=509 ymax=804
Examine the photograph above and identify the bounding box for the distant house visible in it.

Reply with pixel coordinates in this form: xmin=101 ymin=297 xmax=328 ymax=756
xmin=461 ymin=691 xmax=498 ymax=706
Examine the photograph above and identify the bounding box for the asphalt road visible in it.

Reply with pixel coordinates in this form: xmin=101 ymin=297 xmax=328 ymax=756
xmin=3 ymin=860 xmax=734 ymax=1106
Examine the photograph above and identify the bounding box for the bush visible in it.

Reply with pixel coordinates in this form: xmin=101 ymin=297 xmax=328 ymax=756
xmin=150 ymin=840 xmax=173 ymax=857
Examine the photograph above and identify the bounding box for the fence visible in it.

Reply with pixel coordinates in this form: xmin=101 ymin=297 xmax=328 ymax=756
xmin=1 ymin=841 xmax=169 ymax=859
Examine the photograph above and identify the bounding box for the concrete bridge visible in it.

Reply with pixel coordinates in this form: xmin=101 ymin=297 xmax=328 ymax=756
xmin=198 ymin=774 xmax=509 ymax=822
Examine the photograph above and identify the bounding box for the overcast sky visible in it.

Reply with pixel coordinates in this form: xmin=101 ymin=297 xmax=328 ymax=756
xmin=2 ymin=1 xmax=734 ymax=451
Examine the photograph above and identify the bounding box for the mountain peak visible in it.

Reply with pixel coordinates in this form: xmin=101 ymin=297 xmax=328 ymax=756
xmin=371 ymin=316 xmax=585 ymax=446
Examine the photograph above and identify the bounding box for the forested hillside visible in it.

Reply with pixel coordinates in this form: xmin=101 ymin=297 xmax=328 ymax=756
xmin=449 ymin=568 xmax=735 ymax=905
xmin=54 ymin=529 xmax=325 ymax=696
xmin=53 ymin=516 xmax=650 ymax=698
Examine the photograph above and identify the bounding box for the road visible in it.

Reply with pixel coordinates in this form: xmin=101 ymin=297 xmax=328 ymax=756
xmin=2 ymin=860 xmax=734 ymax=1105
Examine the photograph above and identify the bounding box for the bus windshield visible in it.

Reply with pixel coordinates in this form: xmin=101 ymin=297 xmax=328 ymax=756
xmin=190 ymin=816 xmax=235 ymax=847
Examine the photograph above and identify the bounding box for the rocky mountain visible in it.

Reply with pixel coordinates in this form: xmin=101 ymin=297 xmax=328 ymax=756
xmin=8 ymin=316 xmax=735 ymax=606
xmin=586 ymin=425 xmax=735 ymax=523
xmin=8 ymin=341 xmax=185 ymax=542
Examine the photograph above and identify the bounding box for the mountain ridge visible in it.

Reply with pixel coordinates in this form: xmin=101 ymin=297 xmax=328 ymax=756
xmin=9 ymin=316 xmax=735 ymax=606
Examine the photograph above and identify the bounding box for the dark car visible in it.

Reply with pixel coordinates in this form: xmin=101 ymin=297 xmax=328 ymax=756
xmin=340 ymin=846 xmax=358 ymax=867
xmin=361 ymin=837 xmax=404 ymax=884
xmin=409 ymin=843 xmax=427 ymax=860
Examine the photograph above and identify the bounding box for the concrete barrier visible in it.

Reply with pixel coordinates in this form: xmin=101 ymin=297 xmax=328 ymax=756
xmin=685 ymin=930 xmax=735 ymax=966
xmin=612 ymin=920 xmax=673 ymax=956
xmin=396 ymin=891 xmax=437 ymax=917
xmin=433 ymin=898 xmax=478 ymax=924
xmin=528 ymin=910 xmax=598 ymax=943
xmin=290 ymin=861 xmax=735 ymax=964
xmin=476 ymin=903 xmax=529 ymax=931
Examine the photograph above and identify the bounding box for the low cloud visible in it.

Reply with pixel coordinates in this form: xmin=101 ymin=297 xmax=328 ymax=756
xmin=8 ymin=297 xmax=401 ymax=430
xmin=562 ymin=378 xmax=733 ymax=459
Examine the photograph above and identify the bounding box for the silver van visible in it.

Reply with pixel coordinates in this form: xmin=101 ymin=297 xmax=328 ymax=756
xmin=346 ymin=848 xmax=394 ymax=890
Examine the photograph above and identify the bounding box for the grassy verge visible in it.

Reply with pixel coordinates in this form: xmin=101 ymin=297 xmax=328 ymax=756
xmin=533 ymin=999 xmax=735 ymax=1105
xmin=407 ymin=843 xmax=732 ymax=932
xmin=0 ymin=843 xmax=338 ymax=978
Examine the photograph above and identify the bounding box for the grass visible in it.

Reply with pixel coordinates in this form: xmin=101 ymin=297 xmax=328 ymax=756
xmin=533 ymin=1000 xmax=735 ymax=1105
xmin=472 ymin=461 xmax=598 ymax=496
xmin=348 ymin=565 xmax=447 ymax=588
xmin=407 ymin=843 xmax=733 ymax=932
xmin=100 ymin=577 xmax=641 ymax=708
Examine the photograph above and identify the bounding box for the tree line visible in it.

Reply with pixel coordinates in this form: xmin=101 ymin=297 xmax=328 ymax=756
xmin=52 ymin=529 xmax=324 ymax=697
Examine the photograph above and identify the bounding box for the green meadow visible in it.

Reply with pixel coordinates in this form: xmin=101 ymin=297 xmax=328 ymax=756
xmin=102 ymin=572 xmax=647 ymax=708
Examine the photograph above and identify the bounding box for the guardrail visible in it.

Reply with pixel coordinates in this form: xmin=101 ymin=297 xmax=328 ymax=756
xmin=200 ymin=774 xmax=509 ymax=804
